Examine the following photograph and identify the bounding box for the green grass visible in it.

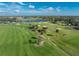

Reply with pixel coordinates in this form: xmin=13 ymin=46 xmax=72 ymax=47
xmin=0 ymin=23 xmax=79 ymax=56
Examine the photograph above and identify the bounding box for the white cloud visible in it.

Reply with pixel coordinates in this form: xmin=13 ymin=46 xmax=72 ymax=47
xmin=39 ymin=7 xmax=54 ymax=13
xmin=41 ymin=7 xmax=61 ymax=13
xmin=56 ymin=7 xmax=61 ymax=12
xmin=28 ymin=5 xmax=35 ymax=9
xmin=47 ymin=7 xmax=54 ymax=11
xmin=18 ymin=2 xmax=25 ymax=5
xmin=15 ymin=10 xmax=20 ymax=13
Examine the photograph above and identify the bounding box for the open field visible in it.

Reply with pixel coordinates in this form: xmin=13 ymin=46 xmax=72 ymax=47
xmin=0 ymin=22 xmax=79 ymax=56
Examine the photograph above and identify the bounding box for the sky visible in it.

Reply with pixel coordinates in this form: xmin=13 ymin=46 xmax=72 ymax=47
xmin=0 ymin=2 xmax=79 ymax=16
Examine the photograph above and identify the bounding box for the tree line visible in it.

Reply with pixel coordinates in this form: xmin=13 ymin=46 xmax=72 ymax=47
xmin=0 ymin=16 xmax=79 ymax=27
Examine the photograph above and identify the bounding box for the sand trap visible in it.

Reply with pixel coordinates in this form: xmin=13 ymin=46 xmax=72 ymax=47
xmin=34 ymin=41 xmax=45 ymax=47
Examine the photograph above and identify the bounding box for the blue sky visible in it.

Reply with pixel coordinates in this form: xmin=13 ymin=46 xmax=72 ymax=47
xmin=0 ymin=2 xmax=79 ymax=16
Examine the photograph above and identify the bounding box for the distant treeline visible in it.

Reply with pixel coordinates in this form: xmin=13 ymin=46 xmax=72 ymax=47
xmin=24 ymin=16 xmax=79 ymax=26
xmin=0 ymin=16 xmax=79 ymax=26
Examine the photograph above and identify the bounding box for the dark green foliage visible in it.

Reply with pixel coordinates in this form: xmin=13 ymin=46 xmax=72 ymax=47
xmin=31 ymin=37 xmax=37 ymax=39
xmin=56 ymin=29 xmax=59 ymax=33
xmin=29 ymin=39 xmax=36 ymax=44
xmin=29 ymin=25 xmax=38 ymax=31
xmin=47 ymin=34 xmax=53 ymax=36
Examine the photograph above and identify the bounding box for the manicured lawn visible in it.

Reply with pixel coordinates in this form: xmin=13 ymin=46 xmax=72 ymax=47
xmin=0 ymin=23 xmax=79 ymax=56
